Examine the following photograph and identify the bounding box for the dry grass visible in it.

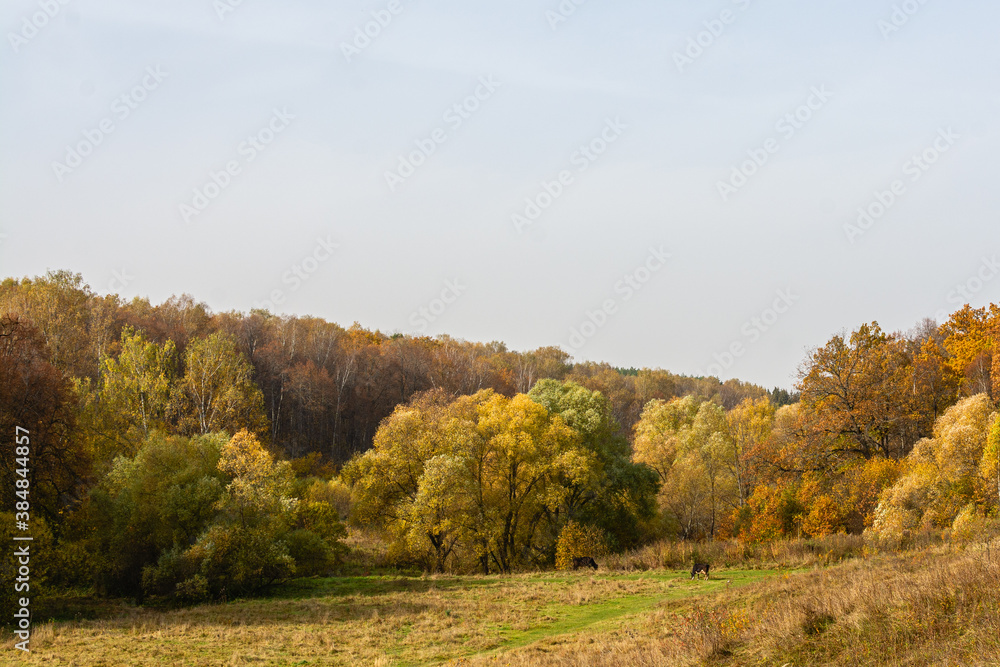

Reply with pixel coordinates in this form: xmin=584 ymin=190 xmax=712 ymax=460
xmin=339 ymin=526 xmax=395 ymax=573
xmin=4 ymin=535 xmax=997 ymax=666
xmin=452 ymin=538 xmax=1000 ymax=666
xmin=601 ymin=533 xmax=871 ymax=572
xmin=1 ymin=569 xmax=756 ymax=665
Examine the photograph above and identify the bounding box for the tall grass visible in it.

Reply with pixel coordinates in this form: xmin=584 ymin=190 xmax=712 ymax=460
xmin=687 ymin=537 xmax=1000 ymax=665
xmin=457 ymin=536 xmax=1000 ymax=666
xmin=601 ymin=532 xmax=871 ymax=572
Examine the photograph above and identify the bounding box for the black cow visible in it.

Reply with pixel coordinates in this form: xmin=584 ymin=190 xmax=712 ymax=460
xmin=691 ymin=563 xmax=710 ymax=580
xmin=572 ymin=556 xmax=598 ymax=570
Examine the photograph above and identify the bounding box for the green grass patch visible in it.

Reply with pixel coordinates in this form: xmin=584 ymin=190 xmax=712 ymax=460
xmin=413 ymin=568 xmax=782 ymax=665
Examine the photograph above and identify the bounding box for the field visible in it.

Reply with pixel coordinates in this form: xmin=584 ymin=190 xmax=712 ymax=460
xmin=5 ymin=538 xmax=1000 ymax=666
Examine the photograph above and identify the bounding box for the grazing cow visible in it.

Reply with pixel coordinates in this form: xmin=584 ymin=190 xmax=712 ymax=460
xmin=572 ymin=556 xmax=598 ymax=570
xmin=691 ymin=563 xmax=710 ymax=580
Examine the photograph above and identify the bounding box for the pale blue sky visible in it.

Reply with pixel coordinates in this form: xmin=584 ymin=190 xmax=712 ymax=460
xmin=2 ymin=0 xmax=998 ymax=389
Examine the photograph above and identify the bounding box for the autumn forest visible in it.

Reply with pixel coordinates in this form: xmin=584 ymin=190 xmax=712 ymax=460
xmin=2 ymin=270 xmax=999 ymax=629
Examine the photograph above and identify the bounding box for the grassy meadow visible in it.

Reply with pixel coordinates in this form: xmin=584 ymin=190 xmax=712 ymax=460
xmin=6 ymin=533 xmax=1000 ymax=666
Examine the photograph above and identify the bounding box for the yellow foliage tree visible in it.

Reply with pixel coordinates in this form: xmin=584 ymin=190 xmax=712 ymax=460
xmin=982 ymin=413 xmax=1000 ymax=513
xmin=941 ymin=304 xmax=1000 ymax=397
xmin=632 ymin=396 xmax=700 ymax=483
xmin=633 ymin=396 xmax=738 ymax=539
xmin=726 ymin=397 xmax=775 ymax=507
xmin=345 ymin=389 xmax=588 ymax=573
xmin=554 ymin=520 xmax=606 ymax=570
xmin=172 ymin=332 xmax=267 ymax=436
xmin=870 ymin=395 xmax=997 ymax=540
xmin=801 ymin=495 xmax=843 ymax=538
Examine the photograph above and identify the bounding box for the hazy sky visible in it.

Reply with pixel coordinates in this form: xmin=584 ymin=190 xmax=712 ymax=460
xmin=2 ymin=0 xmax=998 ymax=389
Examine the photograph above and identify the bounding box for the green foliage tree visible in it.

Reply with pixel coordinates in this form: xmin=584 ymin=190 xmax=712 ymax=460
xmin=527 ymin=379 xmax=658 ymax=550
xmin=92 ymin=430 xmax=342 ymax=600
xmin=0 ymin=512 xmax=55 ymax=621
xmin=89 ymin=431 xmax=227 ymax=596
xmin=347 ymin=388 xmax=640 ymax=573
xmin=81 ymin=328 xmax=177 ymax=460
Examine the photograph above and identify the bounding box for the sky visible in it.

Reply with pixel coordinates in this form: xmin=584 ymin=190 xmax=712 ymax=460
xmin=1 ymin=0 xmax=998 ymax=390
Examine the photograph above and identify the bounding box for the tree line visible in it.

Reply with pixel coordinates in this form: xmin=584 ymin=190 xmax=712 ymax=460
xmin=0 ymin=271 xmax=777 ymax=467
xmin=0 ymin=270 xmax=997 ymax=607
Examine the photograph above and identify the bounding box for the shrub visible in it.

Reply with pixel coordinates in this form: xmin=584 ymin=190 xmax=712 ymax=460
xmin=186 ymin=524 xmax=296 ymax=598
xmin=174 ymin=574 xmax=210 ymax=604
xmin=950 ymin=505 xmax=1000 ymax=546
xmin=285 ymin=529 xmax=335 ymax=576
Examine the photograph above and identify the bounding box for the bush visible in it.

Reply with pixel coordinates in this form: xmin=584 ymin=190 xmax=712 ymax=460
xmin=290 ymin=500 xmax=348 ymax=573
xmin=296 ymin=500 xmax=347 ymax=544
xmin=47 ymin=539 xmax=98 ymax=590
xmin=312 ymin=478 xmax=354 ymax=520
xmin=600 ymin=534 xmax=868 ymax=572
xmin=175 ymin=574 xmax=210 ymax=604
xmin=88 ymin=431 xmax=227 ymax=597
xmin=141 ymin=547 xmax=193 ymax=600
xmin=285 ymin=529 xmax=334 ymax=576
xmin=951 ymin=506 xmax=1000 ymax=546
xmin=109 ymin=430 xmax=350 ymax=603
xmin=185 ymin=524 xmax=296 ymax=598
